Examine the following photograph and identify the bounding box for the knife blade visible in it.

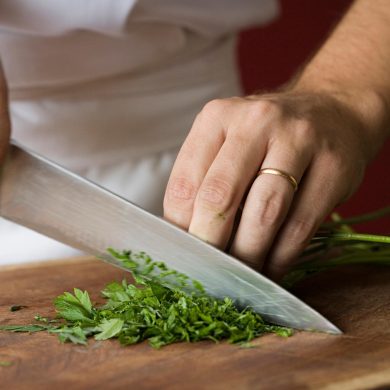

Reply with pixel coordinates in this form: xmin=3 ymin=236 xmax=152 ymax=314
xmin=0 ymin=142 xmax=341 ymax=333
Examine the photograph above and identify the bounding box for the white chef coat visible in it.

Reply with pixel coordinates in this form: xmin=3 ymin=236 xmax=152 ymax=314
xmin=0 ymin=0 xmax=279 ymax=264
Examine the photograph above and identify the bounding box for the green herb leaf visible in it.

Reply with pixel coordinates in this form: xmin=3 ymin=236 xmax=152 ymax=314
xmin=95 ymin=318 xmax=124 ymax=340
xmin=74 ymin=288 xmax=93 ymax=313
xmin=54 ymin=289 xmax=94 ymax=324
xmin=49 ymin=325 xmax=89 ymax=345
xmin=0 ymin=324 xmax=50 ymax=332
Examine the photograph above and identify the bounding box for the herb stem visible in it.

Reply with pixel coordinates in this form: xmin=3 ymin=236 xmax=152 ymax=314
xmin=295 ymin=249 xmax=390 ymax=270
xmin=312 ymin=232 xmax=390 ymax=244
xmin=321 ymin=206 xmax=390 ymax=228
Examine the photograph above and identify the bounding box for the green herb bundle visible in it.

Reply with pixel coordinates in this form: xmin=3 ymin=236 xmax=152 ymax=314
xmin=282 ymin=206 xmax=390 ymax=288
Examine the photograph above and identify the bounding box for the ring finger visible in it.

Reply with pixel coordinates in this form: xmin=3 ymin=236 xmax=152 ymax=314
xmin=230 ymin=140 xmax=312 ymax=269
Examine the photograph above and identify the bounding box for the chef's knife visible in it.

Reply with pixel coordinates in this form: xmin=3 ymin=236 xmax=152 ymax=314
xmin=0 ymin=142 xmax=341 ymax=333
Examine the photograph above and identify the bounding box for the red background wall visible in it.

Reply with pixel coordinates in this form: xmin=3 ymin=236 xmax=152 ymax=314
xmin=237 ymin=0 xmax=389 ymax=234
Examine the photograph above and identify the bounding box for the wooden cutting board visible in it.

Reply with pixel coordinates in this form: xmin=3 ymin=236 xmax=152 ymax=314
xmin=1 ymin=258 xmax=390 ymax=390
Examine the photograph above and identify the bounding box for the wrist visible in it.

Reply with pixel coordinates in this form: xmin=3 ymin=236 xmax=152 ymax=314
xmin=287 ymin=77 xmax=390 ymax=161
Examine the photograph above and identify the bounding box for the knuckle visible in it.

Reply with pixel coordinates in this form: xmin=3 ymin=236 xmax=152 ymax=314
xmin=254 ymin=191 xmax=288 ymax=227
xmin=164 ymin=177 xmax=197 ymax=211
xmin=197 ymin=176 xmax=236 ymax=212
xmin=294 ymin=119 xmax=315 ymax=140
xmin=284 ymin=217 xmax=318 ymax=247
xmin=320 ymin=150 xmax=347 ymax=174
xmin=288 ymin=119 xmax=317 ymax=154
xmin=201 ymin=99 xmax=229 ymax=117
xmin=247 ymin=100 xmax=279 ymax=122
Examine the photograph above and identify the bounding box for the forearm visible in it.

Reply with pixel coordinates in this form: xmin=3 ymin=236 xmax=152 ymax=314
xmin=290 ymin=0 xmax=390 ymax=158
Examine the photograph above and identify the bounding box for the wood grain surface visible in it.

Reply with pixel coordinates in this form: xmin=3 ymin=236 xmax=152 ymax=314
xmin=1 ymin=258 xmax=390 ymax=390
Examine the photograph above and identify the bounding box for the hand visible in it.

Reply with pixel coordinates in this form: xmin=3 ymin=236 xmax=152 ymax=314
xmin=0 ymin=60 xmax=10 ymax=163
xmin=164 ymin=89 xmax=385 ymax=280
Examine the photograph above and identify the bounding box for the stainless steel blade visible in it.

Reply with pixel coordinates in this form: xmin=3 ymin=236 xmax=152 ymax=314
xmin=0 ymin=142 xmax=341 ymax=333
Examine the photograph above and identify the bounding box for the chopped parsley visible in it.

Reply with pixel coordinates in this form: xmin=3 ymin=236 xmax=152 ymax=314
xmin=0 ymin=250 xmax=292 ymax=348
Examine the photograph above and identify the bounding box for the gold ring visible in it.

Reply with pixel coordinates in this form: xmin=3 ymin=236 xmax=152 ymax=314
xmin=257 ymin=168 xmax=298 ymax=192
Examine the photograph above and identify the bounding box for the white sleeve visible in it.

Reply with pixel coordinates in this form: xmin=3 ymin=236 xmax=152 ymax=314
xmin=0 ymin=0 xmax=137 ymax=36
